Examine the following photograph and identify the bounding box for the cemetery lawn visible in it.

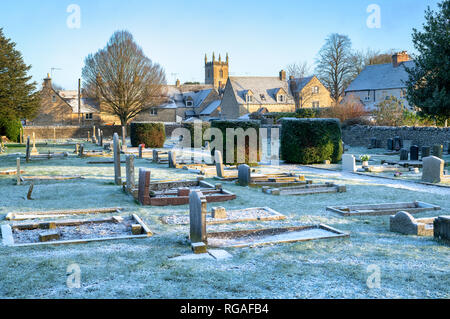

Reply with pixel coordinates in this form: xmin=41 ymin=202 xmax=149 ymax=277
xmin=0 ymin=142 xmax=449 ymax=299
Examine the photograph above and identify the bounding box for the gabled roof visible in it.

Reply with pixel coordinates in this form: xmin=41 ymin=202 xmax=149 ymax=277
xmin=200 ymin=100 xmax=221 ymax=115
xmin=159 ymin=85 xmax=214 ymax=109
xmin=228 ymin=76 xmax=295 ymax=105
xmin=288 ymin=76 xmax=315 ymax=93
xmin=345 ymin=61 xmax=415 ymax=92
xmin=55 ymin=90 xmax=99 ymax=113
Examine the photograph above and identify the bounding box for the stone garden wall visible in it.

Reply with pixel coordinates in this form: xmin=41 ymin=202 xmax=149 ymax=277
xmin=23 ymin=123 xmax=182 ymax=141
xmin=342 ymin=125 xmax=450 ymax=148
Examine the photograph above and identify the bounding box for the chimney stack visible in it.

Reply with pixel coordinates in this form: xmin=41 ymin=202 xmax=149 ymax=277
xmin=392 ymin=51 xmax=409 ymax=68
xmin=43 ymin=73 xmax=52 ymax=89
xmin=279 ymin=70 xmax=286 ymax=81
xmin=175 ymin=79 xmax=181 ymax=87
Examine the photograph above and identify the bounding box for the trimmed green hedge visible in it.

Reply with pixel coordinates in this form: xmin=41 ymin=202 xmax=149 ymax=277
xmin=0 ymin=116 xmax=22 ymax=142
xmin=280 ymin=118 xmax=343 ymax=164
xmin=182 ymin=121 xmax=210 ymax=147
xmin=130 ymin=122 xmax=165 ymax=148
xmin=210 ymin=120 xmax=261 ymax=166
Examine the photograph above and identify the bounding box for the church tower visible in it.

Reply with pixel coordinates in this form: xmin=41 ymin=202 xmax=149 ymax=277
xmin=205 ymin=52 xmax=229 ymax=90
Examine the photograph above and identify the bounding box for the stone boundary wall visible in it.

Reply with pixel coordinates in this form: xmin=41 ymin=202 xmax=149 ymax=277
xmin=23 ymin=123 xmax=182 ymax=141
xmin=342 ymin=125 xmax=450 ymax=148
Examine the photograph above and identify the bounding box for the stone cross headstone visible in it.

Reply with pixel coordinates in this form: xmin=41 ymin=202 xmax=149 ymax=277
xmin=422 ymin=156 xmax=445 ymax=183
xmin=432 ymin=144 xmax=443 ymax=159
xmin=421 ymin=146 xmax=430 ymax=159
xmin=238 ymin=164 xmax=251 ymax=186
xmin=387 ymin=138 xmax=394 ymax=151
xmin=138 ymin=144 xmax=143 ymax=159
xmin=410 ymin=145 xmax=419 ymax=161
xmin=189 ymin=190 xmax=207 ymax=244
xmin=400 ymin=149 xmax=409 ymax=161
xmin=25 ymin=136 xmax=31 ymax=163
xmin=214 ymin=150 xmax=224 ymax=178
xmin=126 ymin=155 xmax=135 ymax=192
xmin=393 ymin=136 xmax=402 ymax=151
xmin=342 ymin=154 xmax=356 ymax=172
xmin=121 ymin=126 xmax=127 ymax=152
xmin=168 ymin=151 xmax=177 ymax=168
xmin=113 ymin=133 xmax=122 ymax=185
xmin=153 ymin=149 xmax=159 ymax=163
xmin=138 ymin=168 xmax=151 ymax=205
xmin=30 ymin=132 xmax=38 ymax=155
xmin=16 ymin=157 xmax=21 ymax=185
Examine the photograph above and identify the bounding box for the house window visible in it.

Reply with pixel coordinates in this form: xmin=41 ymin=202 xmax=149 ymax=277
xmin=312 ymin=101 xmax=320 ymax=108
xmin=260 ymin=94 xmax=266 ymax=101
xmin=219 ymin=69 xmax=224 ymax=78
xmin=246 ymin=94 xmax=253 ymax=103
xmin=278 ymin=95 xmax=285 ymax=103
xmin=186 ymin=101 xmax=193 ymax=107
xmin=85 ymin=113 xmax=93 ymax=120
xmin=52 ymin=95 xmax=57 ymax=103
xmin=312 ymin=86 xmax=319 ymax=94
xmin=150 ymin=108 xmax=158 ymax=115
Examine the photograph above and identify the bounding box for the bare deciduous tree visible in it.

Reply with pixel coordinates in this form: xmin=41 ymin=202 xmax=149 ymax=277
xmin=286 ymin=61 xmax=310 ymax=79
xmin=82 ymin=30 xmax=167 ymax=126
xmin=315 ymin=33 xmax=354 ymax=105
xmin=351 ymin=48 xmax=395 ymax=78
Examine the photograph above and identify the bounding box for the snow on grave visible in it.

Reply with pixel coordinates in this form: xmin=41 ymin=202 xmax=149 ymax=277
xmin=390 ymin=211 xmax=436 ymax=236
xmin=326 ymin=201 xmax=441 ymax=216
xmin=1 ymin=214 xmax=152 ymax=247
xmin=262 ymin=182 xmax=346 ymax=196
xmin=6 ymin=207 xmax=124 ymax=221
xmin=237 ymin=164 xmax=309 ymax=187
xmin=137 ymin=168 xmax=236 ymax=206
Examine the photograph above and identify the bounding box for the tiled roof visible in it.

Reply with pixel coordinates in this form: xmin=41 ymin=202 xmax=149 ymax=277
xmin=345 ymin=61 xmax=415 ymax=92
xmin=57 ymin=90 xmax=99 ymax=113
xmin=200 ymin=100 xmax=221 ymax=115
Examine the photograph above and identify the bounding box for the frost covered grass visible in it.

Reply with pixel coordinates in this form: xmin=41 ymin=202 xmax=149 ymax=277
xmin=0 ymin=143 xmax=449 ymax=299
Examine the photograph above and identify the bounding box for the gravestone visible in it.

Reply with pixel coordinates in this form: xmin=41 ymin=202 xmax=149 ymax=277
xmin=387 ymin=138 xmax=394 ymax=151
xmin=421 ymin=146 xmax=431 ymax=159
xmin=113 ymin=133 xmax=122 ymax=185
xmin=78 ymin=144 xmax=84 ymax=157
xmin=189 ymin=190 xmax=207 ymax=244
xmin=410 ymin=145 xmax=419 ymax=161
xmin=25 ymin=136 xmax=31 ymax=163
xmin=126 ymin=155 xmax=135 ymax=191
xmin=138 ymin=144 xmax=143 ymax=159
xmin=75 ymin=143 xmax=80 ymax=154
xmin=342 ymin=154 xmax=356 ymax=172
xmin=99 ymin=130 xmax=103 ymax=147
xmin=214 ymin=150 xmax=224 ymax=178
xmin=390 ymin=211 xmax=419 ymax=235
xmin=238 ymin=164 xmax=251 ymax=186
xmin=92 ymin=126 xmax=97 ymax=143
xmin=121 ymin=126 xmax=127 ymax=152
xmin=97 ymin=129 xmax=101 ymax=146
xmin=432 ymin=144 xmax=443 ymax=159
xmin=422 ymin=156 xmax=445 ymax=183
xmin=138 ymin=168 xmax=151 ymax=205
xmin=16 ymin=158 xmax=21 ymax=185
xmin=153 ymin=150 xmax=158 ymax=163
xmin=30 ymin=132 xmax=38 ymax=155
xmin=434 ymin=216 xmax=450 ymax=241
xmin=400 ymin=149 xmax=409 ymax=161
xmin=393 ymin=136 xmax=402 ymax=151
xmin=444 ymin=141 xmax=450 ymax=154
xmin=168 ymin=151 xmax=177 ymax=168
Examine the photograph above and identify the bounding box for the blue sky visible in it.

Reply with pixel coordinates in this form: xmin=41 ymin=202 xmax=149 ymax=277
xmin=0 ymin=0 xmax=440 ymax=89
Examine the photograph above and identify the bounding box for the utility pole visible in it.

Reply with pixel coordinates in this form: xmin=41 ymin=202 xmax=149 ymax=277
xmin=78 ymin=78 xmax=81 ymax=125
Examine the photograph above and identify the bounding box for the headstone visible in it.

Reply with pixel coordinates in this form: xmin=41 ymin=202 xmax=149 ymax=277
xmin=444 ymin=141 xmax=450 ymax=154
xmin=434 ymin=216 xmax=450 ymax=241
xmin=16 ymin=158 xmax=21 ymax=185
xmin=422 ymin=156 xmax=445 ymax=183
xmin=113 ymin=133 xmax=122 ymax=185
xmin=97 ymin=129 xmax=101 ymax=146
xmin=238 ymin=164 xmax=251 ymax=186
xmin=87 ymin=131 xmax=90 ymax=142
xmin=138 ymin=144 xmax=143 ymax=159
xmin=121 ymin=126 xmax=127 ymax=152
xmin=421 ymin=146 xmax=431 ymax=159
xmin=189 ymin=190 xmax=207 ymax=244
xmin=126 ymin=155 xmax=135 ymax=192
xmin=78 ymin=144 xmax=84 ymax=157
xmin=400 ymin=149 xmax=409 ymax=161
xmin=138 ymin=168 xmax=151 ymax=205
xmin=92 ymin=126 xmax=97 ymax=143
xmin=25 ymin=136 xmax=31 ymax=163
xmin=168 ymin=151 xmax=177 ymax=168
xmin=30 ymin=132 xmax=38 ymax=155
xmin=432 ymin=144 xmax=443 ymax=159
xmin=387 ymin=138 xmax=394 ymax=151
xmin=342 ymin=154 xmax=356 ymax=172
xmin=153 ymin=149 xmax=158 ymax=163
xmin=214 ymin=150 xmax=224 ymax=178
xmin=390 ymin=211 xmax=418 ymax=235
xmin=410 ymin=145 xmax=419 ymax=161
xmin=75 ymin=143 xmax=80 ymax=154
xmin=99 ymin=130 xmax=103 ymax=147
xmin=393 ymin=136 xmax=402 ymax=151
xmin=27 ymin=182 xmax=34 ymax=200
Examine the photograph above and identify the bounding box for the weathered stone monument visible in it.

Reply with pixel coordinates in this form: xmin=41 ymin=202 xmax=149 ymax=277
xmin=400 ymin=149 xmax=409 ymax=161
xmin=168 ymin=151 xmax=177 ymax=168
xmin=387 ymin=138 xmax=394 ymax=151
xmin=410 ymin=145 xmax=419 ymax=161
xmin=432 ymin=144 xmax=443 ymax=159
xmin=78 ymin=144 xmax=84 ymax=157
xmin=422 ymin=156 xmax=446 ymax=183
xmin=25 ymin=136 xmax=31 ymax=163
xmin=422 ymin=146 xmax=431 ymax=159
xmin=393 ymin=136 xmax=402 ymax=151
xmin=434 ymin=216 xmax=450 ymax=242
xmin=121 ymin=126 xmax=127 ymax=152
xmin=214 ymin=150 xmax=224 ymax=178
xmin=390 ymin=211 xmax=435 ymax=236
xmin=342 ymin=154 xmax=356 ymax=172
xmin=30 ymin=132 xmax=38 ymax=156
xmin=16 ymin=158 xmax=21 ymax=185
xmin=238 ymin=164 xmax=251 ymax=186
xmin=189 ymin=190 xmax=207 ymax=252
xmin=126 ymin=155 xmax=135 ymax=192
xmin=138 ymin=168 xmax=151 ymax=205
xmin=153 ymin=149 xmax=159 ymax=163
xmin=92 ymin=126 xmax=97 ymax=144
xmin=113 ymin=133 xmax=122 ymax=185
xmin=138 ymin=144 xmax=143 ymax=159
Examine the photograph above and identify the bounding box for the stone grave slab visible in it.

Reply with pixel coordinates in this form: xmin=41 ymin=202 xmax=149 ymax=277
xmin=327 ymin=201 xmax=440 ymax=216
xmin=262 ymin=183 xmax=346 ymax=196
xmin=434 ymin=216 xmax=450 ymax=242
xmin=5 ymin=207 xmax=124 ymax=221
xmin=390 ymin=211 xmax=436 ymax=236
